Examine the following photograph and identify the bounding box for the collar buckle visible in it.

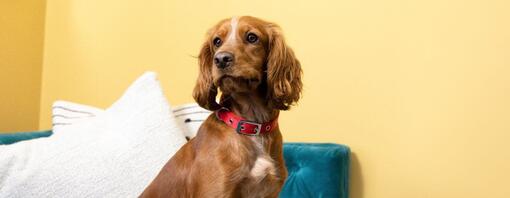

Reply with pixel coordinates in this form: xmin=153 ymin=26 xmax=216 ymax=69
xmin=236 ymin=120 xmax=262 ymax=136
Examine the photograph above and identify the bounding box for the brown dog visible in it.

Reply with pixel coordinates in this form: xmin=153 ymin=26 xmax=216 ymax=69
xmin=141 ymin=16 xmax=302 ymax=198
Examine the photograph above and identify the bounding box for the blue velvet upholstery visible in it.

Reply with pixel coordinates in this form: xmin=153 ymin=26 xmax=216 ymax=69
xmin=0 ymin=131 xmax=350 ymax=198
xmin=280 ymin=143 xmax=350 ymax=198
xmin=0 ymin=130 xmax=53 ymax=145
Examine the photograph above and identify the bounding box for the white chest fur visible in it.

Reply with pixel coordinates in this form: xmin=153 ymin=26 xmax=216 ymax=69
xmin=250 ymin=156 xmax=276 ymax=183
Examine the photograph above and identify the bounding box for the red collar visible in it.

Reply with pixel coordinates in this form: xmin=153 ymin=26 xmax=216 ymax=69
xmin=215 ymin=108 xmax=278 ymax=136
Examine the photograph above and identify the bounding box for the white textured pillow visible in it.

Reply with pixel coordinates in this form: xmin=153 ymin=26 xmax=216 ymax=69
xmin=0 ymin=72 xmax=187 ymax=197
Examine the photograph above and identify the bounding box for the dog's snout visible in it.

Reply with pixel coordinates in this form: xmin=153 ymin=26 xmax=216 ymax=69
xmin=214 ymin=52 xmax=234 ymax=69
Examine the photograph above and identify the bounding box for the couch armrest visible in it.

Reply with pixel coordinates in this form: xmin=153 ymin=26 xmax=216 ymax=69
xmin=281 ymin=143 xmax=350 ymax=198
xmin=0 ymin=130 xmax=53 ymax=145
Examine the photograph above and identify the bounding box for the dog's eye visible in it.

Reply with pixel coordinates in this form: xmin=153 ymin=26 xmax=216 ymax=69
xmin=246 ymin=33 xmax=258 ymax=44
xmin=213 ymin=37 xmax=222 ymax=47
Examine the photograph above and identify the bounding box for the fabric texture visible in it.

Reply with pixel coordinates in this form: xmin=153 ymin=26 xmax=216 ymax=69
xmin=51 ymin=102 xmax=211 ymax=140
xmin=0 ymin=131 xmax=53 ymax=145
xmin=0 ymin=72 xmax=187 ymax=197
xmin=51 ymin=100 xmax=104 ymax=133
xmin=280 ymin=143 xmax=350 ymax=198
xmin=172 ymin=103 xmax=211 ymax=139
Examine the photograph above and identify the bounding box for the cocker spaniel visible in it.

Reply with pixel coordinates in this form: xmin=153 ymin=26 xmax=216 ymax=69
xmin=142 ymin=16 xmax=302 ymax=198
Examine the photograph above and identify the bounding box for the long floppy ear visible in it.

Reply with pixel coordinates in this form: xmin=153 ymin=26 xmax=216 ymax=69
xmin=192 ymin=38 xmax=221 ymax=111
xmin=266 ymin=24 xmax=303 ymax=110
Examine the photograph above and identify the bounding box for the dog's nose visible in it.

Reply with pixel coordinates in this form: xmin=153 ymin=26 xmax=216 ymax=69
xmin=214 ymin=52 xmax=234 ymax=69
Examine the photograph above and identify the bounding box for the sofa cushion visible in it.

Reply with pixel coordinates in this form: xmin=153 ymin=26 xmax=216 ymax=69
xmin=1 ymin=133 xmax=350 ymax=198
xmin=281 ymin=143 xmax=350 ymax=198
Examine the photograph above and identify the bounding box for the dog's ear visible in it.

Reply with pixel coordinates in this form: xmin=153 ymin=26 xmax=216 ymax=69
xmin=193 ymin=37 xmax=221 ymax=111
xmin=265 ymin=24 xmax=303 ymax=110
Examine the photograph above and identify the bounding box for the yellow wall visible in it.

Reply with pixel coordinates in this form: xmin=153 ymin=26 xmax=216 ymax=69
xmin=0 ymin=0 xmax=46 ymax=132
xmin=38 ymin=0 xmax=510 ymax=197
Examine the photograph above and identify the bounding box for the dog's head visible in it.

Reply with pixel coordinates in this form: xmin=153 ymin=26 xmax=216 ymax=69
xmin=193 ymin=16 xmax=302 ymax=111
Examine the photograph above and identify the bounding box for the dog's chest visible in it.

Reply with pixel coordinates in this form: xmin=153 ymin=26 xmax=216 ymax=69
xmin=237 ymin=138 xmax=282 ymax=197
xmin=237 ymin=155 xmax=281 ymax=198
xmin=250 ymin=156 xmax=276 ymax=181
xmin=248 ymin=138 xmax=276 ymax=181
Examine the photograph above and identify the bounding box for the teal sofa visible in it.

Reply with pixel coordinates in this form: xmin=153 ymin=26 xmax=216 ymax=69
xmin=0 ymin=131 xmax=350 ymax=198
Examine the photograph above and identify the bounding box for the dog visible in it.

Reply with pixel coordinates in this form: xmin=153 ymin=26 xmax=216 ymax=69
xmin=141 ymin=16 xmax=302 ymax=198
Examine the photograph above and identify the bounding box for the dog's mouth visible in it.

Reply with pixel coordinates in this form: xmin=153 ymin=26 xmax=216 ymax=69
xmin=216 ymin=75 xmax=261 ymax=94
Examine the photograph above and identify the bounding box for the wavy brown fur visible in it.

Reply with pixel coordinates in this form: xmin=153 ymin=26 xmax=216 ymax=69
xmin=141 ymin=16 xmax=302 ymax=198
